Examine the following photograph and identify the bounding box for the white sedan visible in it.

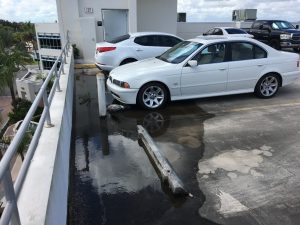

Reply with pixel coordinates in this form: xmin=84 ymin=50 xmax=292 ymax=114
xmin=107 ymin=36 xmax=300 ymax=109
xmin=202 ymin=27 xmax=254 ymax=38
xmin=95 ymin=32 xmax=183 ymax=72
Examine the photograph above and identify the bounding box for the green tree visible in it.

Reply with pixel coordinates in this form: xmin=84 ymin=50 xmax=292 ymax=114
xmin=0 ymin=26 xmax=32 ymax=106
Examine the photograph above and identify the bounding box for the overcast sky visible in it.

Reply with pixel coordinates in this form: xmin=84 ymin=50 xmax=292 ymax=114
xmin=0 ymin=0 xmax=300 ymax=23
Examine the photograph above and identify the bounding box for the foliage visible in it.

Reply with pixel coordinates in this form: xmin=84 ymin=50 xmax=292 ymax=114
xmin=8 ymin=98 xmax=43 ymax=124
xmin=0 ymin=21 xmax=34 ymax=106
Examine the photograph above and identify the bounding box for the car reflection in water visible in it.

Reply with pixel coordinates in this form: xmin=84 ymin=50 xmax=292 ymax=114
xmin=108 ymin=101 xmax=218 ymax=224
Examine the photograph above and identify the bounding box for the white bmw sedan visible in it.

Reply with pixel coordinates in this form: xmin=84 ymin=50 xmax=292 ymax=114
xmin=95 ymin=32 xmax=183 ymax=72
xmin=107 ymin=37 xmax=300 ymax=109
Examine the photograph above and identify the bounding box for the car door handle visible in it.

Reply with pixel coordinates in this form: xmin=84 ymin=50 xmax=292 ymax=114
xmin=257 ymin=64 xmax=264 ymax=67
xmin=136 ymin=49 xmax=143 ymax=52
xmin=219 ymin=68 xmax=227 ymax=71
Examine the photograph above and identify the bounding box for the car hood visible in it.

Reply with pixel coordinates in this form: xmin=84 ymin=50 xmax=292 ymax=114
xmin=110 ymin=58 xmax=175 ymax=80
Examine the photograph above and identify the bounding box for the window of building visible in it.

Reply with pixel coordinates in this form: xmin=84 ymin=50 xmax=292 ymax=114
xmin=38 ymin=33 xmax=61 ymax=49
xmin=41 ymin=55 xmax=61 ymax=70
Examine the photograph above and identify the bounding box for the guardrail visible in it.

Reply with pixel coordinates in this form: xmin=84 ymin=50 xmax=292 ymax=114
xmin=0 ymin=39 xmax=70 ymax=225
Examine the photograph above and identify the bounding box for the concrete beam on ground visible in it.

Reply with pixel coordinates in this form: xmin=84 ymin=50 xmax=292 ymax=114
xmin=137 ymin=125 xmax=188 ymax=196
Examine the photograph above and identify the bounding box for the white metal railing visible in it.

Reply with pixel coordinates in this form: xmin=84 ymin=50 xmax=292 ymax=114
xmin=0 ymin=37 xmax=70 ymax=225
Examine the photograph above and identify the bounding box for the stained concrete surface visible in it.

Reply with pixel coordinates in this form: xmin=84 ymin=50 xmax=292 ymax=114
xmin=69 ymin=70 xmax=300 ymax=225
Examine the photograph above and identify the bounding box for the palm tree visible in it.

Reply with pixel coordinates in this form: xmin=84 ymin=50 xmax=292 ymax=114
xmin=0 ymin=26 xmax=32 ymax=106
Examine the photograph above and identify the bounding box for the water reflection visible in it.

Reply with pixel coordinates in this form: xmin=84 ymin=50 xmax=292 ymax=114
xmin=69 ymin=74 xmax=220 ymax=225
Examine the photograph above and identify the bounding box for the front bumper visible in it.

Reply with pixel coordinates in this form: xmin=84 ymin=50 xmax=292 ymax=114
xmin=280 ymin=40 xmax=300 ymax=48
xmin=106 ymin=79 xmax=138 ymax=104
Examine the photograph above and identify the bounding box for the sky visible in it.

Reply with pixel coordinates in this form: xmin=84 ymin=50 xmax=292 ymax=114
xmin=0 ymin=0 xmax=300 ymax=23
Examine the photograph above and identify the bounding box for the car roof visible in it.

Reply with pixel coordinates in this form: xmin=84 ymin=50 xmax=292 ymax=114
xmin=189 ymin=36 xmax=255 ymax=44
xmin=129 ymin=32 xmax=181 ymax=38
xmin=213 ymin=27 xmax=243 ymax=29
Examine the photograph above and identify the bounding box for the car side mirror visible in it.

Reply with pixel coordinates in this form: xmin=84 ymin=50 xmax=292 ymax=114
xmin=296 ymin=25 xmax=299 ymax=29
xmin=188 ymin=60 xmax=198 ymax=67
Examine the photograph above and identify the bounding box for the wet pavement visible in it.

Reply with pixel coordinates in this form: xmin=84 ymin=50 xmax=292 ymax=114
xmin=68 ymin=69 xmax=300 ymax=225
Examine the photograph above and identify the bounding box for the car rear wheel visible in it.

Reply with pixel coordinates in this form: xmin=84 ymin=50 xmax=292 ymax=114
xmin=255 ymin=74 xmax=280 ymax=98
xmin=137 ymin=82 xmax=168 ymax=109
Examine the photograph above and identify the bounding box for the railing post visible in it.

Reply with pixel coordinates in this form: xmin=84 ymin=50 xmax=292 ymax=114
xmin=43 ymin=92 xmax=53 ymax=128
xmin=64 ymin=48 xmax=67 ymax=64
xmin=55 ymin=67 xmax=61 ymax=92
xmin=3 ymin=171 xmax=21 ymax=225
xmin=61 ymin=55 xmax=65 ymax=75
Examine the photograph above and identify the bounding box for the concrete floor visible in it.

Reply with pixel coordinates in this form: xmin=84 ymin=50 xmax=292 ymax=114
xmin=69 ymin=71 xmax=300 ymax=225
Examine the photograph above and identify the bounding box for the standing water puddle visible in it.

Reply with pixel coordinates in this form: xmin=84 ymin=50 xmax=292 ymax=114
xmin=68 ymin=72 xmax=219 ymax=225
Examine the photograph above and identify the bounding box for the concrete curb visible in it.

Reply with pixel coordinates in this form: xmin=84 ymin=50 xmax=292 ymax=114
xmin=74 ymin=64 xmax=96 ymax=69
xmin=137 ymin=125 xmax=188 ymax=196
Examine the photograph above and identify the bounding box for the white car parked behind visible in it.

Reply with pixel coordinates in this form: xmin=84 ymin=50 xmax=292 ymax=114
xmin=202 ymin=27 xmax=254 ymax=38
xmin=107 ymin=36 xmax=300 ymax=109
xmin=95 ymin=32 xmax=183 ymax=72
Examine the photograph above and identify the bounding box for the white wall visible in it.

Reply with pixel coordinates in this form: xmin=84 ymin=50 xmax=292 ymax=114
xmin=17 ymin=47 xmax=74 ymax=225
xmin=56 ymin=0 xmax=130 ymax=62
xmin=177 ymin=21 xmax=253 ymax=40
xmin=137 ymin=0 xmax=177 ymax=35
xmin=56 ymin=0 xmax=178 ymax=63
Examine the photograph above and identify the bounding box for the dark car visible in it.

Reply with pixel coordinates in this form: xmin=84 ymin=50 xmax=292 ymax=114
xmin=248 ymin=20 xmax=300 ymax=52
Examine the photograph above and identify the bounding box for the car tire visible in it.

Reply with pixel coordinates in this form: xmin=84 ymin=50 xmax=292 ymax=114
xmin=137 ymin=82 xmax=169 ymax=110
xmin=270 ymin=39 xmax=281 ymax=50
xmin=255 ymin=74 xmax=280 ymax=98
xmin=293 ymin=47 xmax=300 ymax=53
xmin=120 ymin=58 xmax=137 ymax=66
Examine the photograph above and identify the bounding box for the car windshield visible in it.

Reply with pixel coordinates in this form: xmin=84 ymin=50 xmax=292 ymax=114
xmin=271 ymin=21 xmax=295 ymax=30
xmin=108 ymin=34 xmax=130 ymax=43
xmin=156 ymin=41 xmax=202 ymax=64
xmin=225 ymin=28 xmax=247 ymax=34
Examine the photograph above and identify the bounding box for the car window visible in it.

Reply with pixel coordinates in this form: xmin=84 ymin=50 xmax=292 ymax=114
xmin=231 ymin=42 xmax=267 ymax=61
xmin=225 ymin=28 xmax=247 ymax=34
xmin=271 ymin=21 xmax=295 ymax=30
xmin=213 ymin=28 xmax=223 ymax=35
xmin=254 ymin=46 xmax=267 ymax=59
xmin=108 ymin=34 xmax=130 ymax=44
xmin=192 ymin=43 xmax=226 ymax=65
xmin=157 ymin=35 xmax=182 ymax=47
xmin=157 ymin=41 xmax=202 ymax=64
xmin=134 ymin=35 xmax=158 ymax=46
xmin=206 ymin=28 xmax=215 ymax=35
xmin=252 ymin=22 xmax=262 ymax=29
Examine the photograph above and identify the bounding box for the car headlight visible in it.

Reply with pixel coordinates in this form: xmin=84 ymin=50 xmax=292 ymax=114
xmin=280 ymin=34 xmax=292 ymax=40
xmin=112 ymin=79 xmax=130 ymax=88
xmin=120 ymin=81 xmax=130 ymax=88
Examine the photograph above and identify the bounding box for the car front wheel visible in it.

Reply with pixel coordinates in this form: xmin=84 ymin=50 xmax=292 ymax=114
xmin=255 ymin=74 xmax=280 ymax=98
xmin=137 ymin=82 xmax=168 ymax=109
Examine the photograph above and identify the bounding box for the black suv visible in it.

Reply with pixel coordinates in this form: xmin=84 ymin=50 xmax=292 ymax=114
xmin=248 ymin=20 xmax=300 ymax=52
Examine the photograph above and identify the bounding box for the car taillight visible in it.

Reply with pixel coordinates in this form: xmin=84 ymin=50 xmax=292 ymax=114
xmin=297 ymin=60 xmax=300 ymax=68
xmin=96 ymin=47 xmax=116 ymax=53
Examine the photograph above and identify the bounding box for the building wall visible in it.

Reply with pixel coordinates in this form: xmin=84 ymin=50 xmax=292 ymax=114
xmin=56 ymin=0 xmax=178 ymax=63
xmin=56 ymin=0 xmax=130 ymax=63
xmin=137 ymin=0 xmax=177 ymax=35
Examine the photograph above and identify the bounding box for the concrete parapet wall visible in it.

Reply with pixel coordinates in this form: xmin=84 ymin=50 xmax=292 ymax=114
xmin=17 ymin=48 xmax=74 ymax=225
